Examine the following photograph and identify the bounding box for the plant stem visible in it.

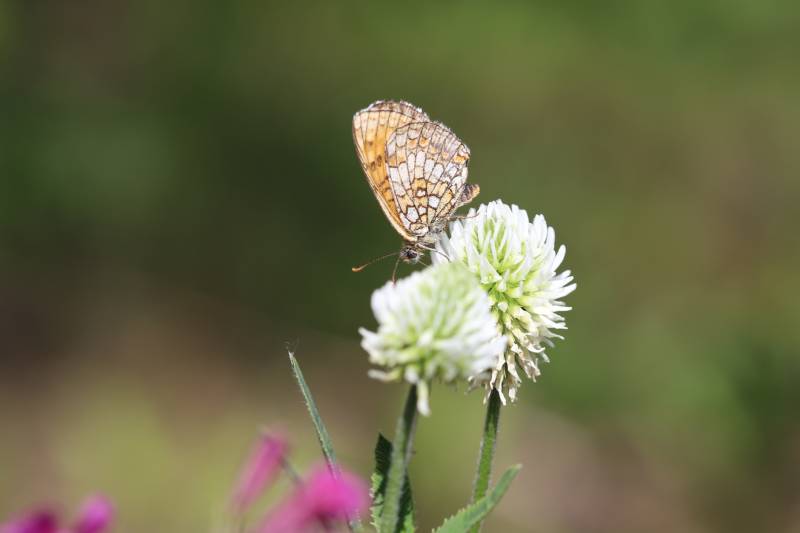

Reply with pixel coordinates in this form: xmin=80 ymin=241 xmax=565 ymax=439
xmin=469 ymin=389 xmax=502 ymax=533
xmin=380 ymin=385 xmax=419 ymax=533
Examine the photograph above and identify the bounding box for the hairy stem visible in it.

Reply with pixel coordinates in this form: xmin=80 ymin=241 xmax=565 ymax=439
xmin=469 ymin=389 xmax=502 ymax=533
xmin=380 ymin=385 xmax=419 ymax=533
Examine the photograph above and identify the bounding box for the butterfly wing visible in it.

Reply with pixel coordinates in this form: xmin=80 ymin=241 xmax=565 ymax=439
xmin=426 ymin=124 xmax=475 ymax=220
xmin=352 ymin=101 xmax=429 ymax=241
xmin=385 ymin=121 xmax=475 ymax=238
xmin=458 ymin=183 xmax=481 ymax=207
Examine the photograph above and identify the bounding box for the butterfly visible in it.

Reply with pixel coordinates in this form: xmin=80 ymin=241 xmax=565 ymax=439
xmin=351 ymin=100 xmax=479 ymax=274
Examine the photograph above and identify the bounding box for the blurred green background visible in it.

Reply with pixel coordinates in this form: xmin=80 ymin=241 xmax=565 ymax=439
xmin=2 ymin=0 xmax=799 ymax=531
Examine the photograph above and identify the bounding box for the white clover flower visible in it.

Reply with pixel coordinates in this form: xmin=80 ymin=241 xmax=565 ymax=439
xmin=434 ymin=200 xmax=576 ymax=403
xmin=359 ymin=262 xmax=506 ymax=416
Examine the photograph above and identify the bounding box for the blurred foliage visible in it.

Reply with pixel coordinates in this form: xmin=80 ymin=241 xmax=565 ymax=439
xmin=1 ymin=0 xmax=799 ymax=531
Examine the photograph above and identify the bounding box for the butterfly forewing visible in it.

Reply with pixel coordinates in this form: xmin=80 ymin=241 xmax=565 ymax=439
xmin=352 ymin=101 xmax=429 ymax=241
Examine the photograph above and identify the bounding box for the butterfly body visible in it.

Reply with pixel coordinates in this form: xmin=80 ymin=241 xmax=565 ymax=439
xmin=352 ymin=100 xmax=480 ymax=267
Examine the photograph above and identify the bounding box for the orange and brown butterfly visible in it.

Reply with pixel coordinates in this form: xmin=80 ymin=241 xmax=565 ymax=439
xmin=351 ymin=100 xmax=480 ymax=274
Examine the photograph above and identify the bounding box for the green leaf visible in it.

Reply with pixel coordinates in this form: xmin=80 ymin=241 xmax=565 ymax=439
xmin=371 ymin=433 xmax=415 ymax=533
xmin=433 ymin=465 xmax=521 ymax=533
xmin=370 ymin=434 xmax=391 ymax=527
xmin=288 ymin=350 xmax=338 ymax=467
xmin=289 ymin=350 xmax=364 ymax=532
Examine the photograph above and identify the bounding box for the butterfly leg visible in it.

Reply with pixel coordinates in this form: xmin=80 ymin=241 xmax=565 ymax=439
xmin=420 ymin=244 xmax=452 ymax=262
xmin=391 ymin=255 xmax=402 ymax=284
xmin=448 ymin=212 xmax=480 ymax=221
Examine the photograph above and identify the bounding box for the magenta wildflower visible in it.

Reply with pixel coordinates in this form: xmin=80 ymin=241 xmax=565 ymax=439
xmin=0 ymin=511 xmax=58 ymax=533
xmin=1 ymin=496 xmax=113 ymax=533
xmin=72 ymin=496 xmax=114 ymax=533
xmin=259 ymin=466 xmax=369 ymax=533
xmin=231 ymin=433 xmax=289 ymax=511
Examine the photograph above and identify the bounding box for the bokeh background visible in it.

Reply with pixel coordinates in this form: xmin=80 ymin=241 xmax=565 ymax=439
xmin=2 ymin=1 xmax=799 ymax=531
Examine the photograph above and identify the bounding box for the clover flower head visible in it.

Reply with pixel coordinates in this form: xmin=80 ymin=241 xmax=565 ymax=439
xmin=360 ymin=262 xmax=506 ymax=415
xmin=434 ymin=200 xmax=576 ymax=403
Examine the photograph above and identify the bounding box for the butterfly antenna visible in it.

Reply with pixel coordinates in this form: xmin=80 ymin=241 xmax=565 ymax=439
xmin=352 ymin=250 xmax=399 ymax=272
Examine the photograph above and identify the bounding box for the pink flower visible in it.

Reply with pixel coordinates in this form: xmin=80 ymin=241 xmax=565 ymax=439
xmin=259 ymin=466 xmax=369 ymax=533
xmin=72 ymin=496 xmax=114 ymax=533
xmin=231 ymin=433 xmax=289 ymax=511
xmin=0 ymin=511 xmax=58 ymax=533
xmin=1 ymin=496 xmax=113 ymax=533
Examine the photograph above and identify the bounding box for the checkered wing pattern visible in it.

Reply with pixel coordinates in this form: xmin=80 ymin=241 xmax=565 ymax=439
xmin=352 ymin=100 xmax=429 ymax=240
xmin=385 ymin=121 xmax=473 ymax=238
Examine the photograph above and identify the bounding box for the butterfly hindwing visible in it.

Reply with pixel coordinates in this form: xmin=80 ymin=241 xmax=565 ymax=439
xmin=386 ymin=121 xmax=473 ymax=237
xmin=432 ymin=132 xmax=472 ymax=220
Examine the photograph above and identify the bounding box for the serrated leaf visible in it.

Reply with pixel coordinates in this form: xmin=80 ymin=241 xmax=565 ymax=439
xmin=370 ymin=434 xmax=391 ymax=526
xmin=371 ymin=433 xmax=415 ymax=532
xmin=433 ymin=465 xmax=521 ymax=533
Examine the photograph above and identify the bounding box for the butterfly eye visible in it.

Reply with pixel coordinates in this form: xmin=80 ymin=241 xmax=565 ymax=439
xmin=400 ymin=248 xmax=420 ymax=263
